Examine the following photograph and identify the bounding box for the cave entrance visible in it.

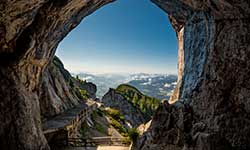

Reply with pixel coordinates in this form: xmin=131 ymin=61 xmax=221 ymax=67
xmin=55 ymin=0 xmax=178 ymax=100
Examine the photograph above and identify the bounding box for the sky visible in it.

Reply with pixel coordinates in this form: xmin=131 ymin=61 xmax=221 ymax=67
xmin=56 ymin=0 xmax=178 ymax=74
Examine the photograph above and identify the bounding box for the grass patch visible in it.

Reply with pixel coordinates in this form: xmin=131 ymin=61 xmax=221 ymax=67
xmin=128 ymin=128 xmax=139 ymax=142
xmin=109 ymin=117 xmax=127 ymax=136
xmin=106 ymin=108 xmax=125 ymax=122
xmin=91 ymin=109 xmax=108 ymax=135
xmin=95 ymin=123 xmax=106 ymax=134
xmin=115 ymin=84 xmax=160 ymax=121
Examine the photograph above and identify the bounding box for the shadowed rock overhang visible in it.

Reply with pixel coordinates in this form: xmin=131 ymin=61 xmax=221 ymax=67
xmin=0 ymin=0 xmax=250 ymax=150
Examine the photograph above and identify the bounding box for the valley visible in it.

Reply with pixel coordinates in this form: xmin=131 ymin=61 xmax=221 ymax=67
xmin=74 ymin=72 xmax=177 ymax=100
xmin=41 ymin=56 xmax=163 ymax=149
xmin=1 ymin=1 xmax=249 ymax=150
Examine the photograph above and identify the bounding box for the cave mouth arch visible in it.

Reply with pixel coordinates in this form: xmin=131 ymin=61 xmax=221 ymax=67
xmin=1 ymin=0 xmax=249 ymax=150
xmin=0 ymin=0 xmax=187 ymax=149
xmin=55 ymin=0 xmax=179 ymax=99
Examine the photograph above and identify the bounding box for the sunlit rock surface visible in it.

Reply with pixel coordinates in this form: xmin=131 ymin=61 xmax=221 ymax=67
xmin=40 ymin=56 xmax=97 ymax=118
xmin=134 ymin=0 xmax=250 ymax=149
xmin=102 ymin=88 xmax=146 ymax=127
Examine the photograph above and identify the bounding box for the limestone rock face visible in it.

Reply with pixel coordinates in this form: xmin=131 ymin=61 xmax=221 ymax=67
xmin=73 ymin=79 xmax=97 ymax=100
xmin=134 ymin=0 xmax=250 ymax=149
xmin=39 ymin=56 xmax=97 ymax=118
xmin=102 ymin=88 xmax=146 ymax=127
xmin=1 ymin=0 xmax=250 ymax=150
xmin=0 ymin=0 xmax=113 ymax=149
xmin=133 ymin=102 xmax=190 ymax=150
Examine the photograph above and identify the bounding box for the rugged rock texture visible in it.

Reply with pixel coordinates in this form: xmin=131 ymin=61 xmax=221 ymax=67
xmin=73 ymin=79 xmax=97 ymax=100
xmin=1 ymin=0 xmax=250 ymax=150
xmin=102 ymin=88 xmax=146 ymax=127
xmin=137 ymin=120 xmax=152 ymax=136
xmin=133 ymin=102 xmax=191 ymax=150
xmin=0 ymin=0 xmax=113 ymax=149
xmin=134 ymin=0 xmax=250 ymax=150
xmin=40 ymin=56 xmax=79 ymax=118
xmin=115 ymin=84 xmax=160 ymax=121
xmin=40 ymin=56 xmax=97 ymax=118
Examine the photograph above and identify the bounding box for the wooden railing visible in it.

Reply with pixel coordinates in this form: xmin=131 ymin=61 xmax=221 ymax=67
xmin=43 ymin=101 xmax=99 ymax=135
xmin=66 ymin=103 xmax=98 ymax=132
xmin=53 ymin=137 xmax=130 ymax=147
xmin=43 ymin=101 xmax=132 ymax=148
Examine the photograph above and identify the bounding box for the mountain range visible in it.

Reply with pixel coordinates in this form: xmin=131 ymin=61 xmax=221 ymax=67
xmin=72 ymin=72 xmax=177 ymax=100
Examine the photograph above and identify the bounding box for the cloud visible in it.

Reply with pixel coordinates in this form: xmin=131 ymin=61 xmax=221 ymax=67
xmin=164 ymin=83 xmax=171 ymax=88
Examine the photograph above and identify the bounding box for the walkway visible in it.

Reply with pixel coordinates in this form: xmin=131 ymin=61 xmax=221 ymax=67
xmin=42 ymin=100 xmax=130 ymax=149
xmin=43 ymin=99 xmax=98 ymax=134
xmin=67 ymin=136 xmax=130 ymax=147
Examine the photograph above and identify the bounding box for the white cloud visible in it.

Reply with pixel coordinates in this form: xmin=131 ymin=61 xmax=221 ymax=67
xmin=141 ymin=81 xmax=151 ymax=85
xmin=81 ymin=76 xmax=93 ymax=81
xmin=164 ymin=83 xmax=171 ymax=88
xmin=171 ymin=82 xmax=177 ymax=85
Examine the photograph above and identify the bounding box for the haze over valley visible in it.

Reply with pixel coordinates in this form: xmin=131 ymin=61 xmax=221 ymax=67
xmin=72 ymin=72 xmax=177 ymax=100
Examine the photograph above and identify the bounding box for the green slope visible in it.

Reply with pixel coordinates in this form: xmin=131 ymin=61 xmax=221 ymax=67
xmin=115 ymin=84 xmax=160 ymax=120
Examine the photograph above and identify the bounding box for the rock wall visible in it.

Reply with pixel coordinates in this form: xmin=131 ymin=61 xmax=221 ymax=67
xmin=40 ymin=56 xmax=97 ymax=118
xmin=134 ymin=0 xmax=250 ymax=150
xmin=102 ymin=88 xmax=146 ymax=127
xmin=1 ymin=0 xmax=250 ymax=150
xmin=0 ymin=0 xmax=113 ymax=149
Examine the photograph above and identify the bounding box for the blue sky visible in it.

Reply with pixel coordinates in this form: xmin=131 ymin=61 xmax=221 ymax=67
xmin=56 ymin=0 xmax=178 ymax=74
